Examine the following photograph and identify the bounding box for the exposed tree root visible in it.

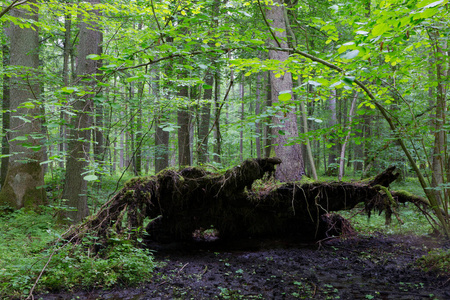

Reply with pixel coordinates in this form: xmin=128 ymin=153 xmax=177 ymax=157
xmin=63 ymin=159 xmax=426 ymax=251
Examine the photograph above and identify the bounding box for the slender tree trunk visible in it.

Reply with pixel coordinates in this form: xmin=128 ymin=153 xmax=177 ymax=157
xmin=255 ymin=72 xmax=262 ymax=159
xmin=1 ymin=30 xmax=10 ymax=188
xmin=264 ymin=72 xmax=272 ymax=158
xmin=177 ymin=75 xmax=191 ymax=167
xmin=239 ymin=74 xmax=244 ymax=162
xmin=0 ymin=1 xmax=46 ymax=208
xmin=60 ymin=7 xmax=72 ymax=168
xmin=267 ymin=0 xmax=304 ymax=181
xmin=339 ymin=92 xmax=358 ymax=181
xmin=326 ymin=89 xmax=338 ymax=176
xmin=213 ymin=68 xmax=221 ymax=163
xmin=62 ymin=0 xmax=101 ymax=223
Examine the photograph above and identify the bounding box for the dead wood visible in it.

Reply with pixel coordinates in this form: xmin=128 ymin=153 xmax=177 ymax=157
xmin=63 ymin=159 xmax=425 ymax=251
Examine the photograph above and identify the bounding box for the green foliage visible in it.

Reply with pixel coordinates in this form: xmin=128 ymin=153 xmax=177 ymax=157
xmin=0 ymin=208 xmax=158 ymax=298
xmin=340 ymin=202 xmax=433 ymax=236
xmin=417 ymin=249 xmax=450 ymax=276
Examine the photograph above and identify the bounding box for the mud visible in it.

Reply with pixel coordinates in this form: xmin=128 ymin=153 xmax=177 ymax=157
xmin=39 ymin=234 xmax=449 ymax=300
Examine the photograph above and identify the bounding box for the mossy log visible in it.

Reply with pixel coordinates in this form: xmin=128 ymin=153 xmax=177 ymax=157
xmin=64 ymin=159 xmax=422 ymax=249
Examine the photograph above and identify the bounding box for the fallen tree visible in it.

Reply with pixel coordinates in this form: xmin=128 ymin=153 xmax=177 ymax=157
xmin=64 ymin=158 xmax=426 ymax=250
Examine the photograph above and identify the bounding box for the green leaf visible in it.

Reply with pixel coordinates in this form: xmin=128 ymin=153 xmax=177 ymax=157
xmin=417 ymin=0 xmax=444 ymax=8
xmin=126 ymin=76 xmax=140 ymax=83
xmin=84 ymin=174 xmax=99 ymax=181
xmin=11 ymin=136 xmax=28 ymax=141
xmin=372 ymin=23 xmax=389 ymax=36
xmin=86 ymin=54 xmax=101 ymax=60
xmin=203 ymin=84 xmax=213 ymax=90
xmin=342 ymin=76 xmax=356 ymax=86
xmin=61 ymin=87 xmax=78 ymax=94
xmin=341 ymin=50 xmax=359 ymax=60
xmin=278 ymin=91 xmax=292 ymax=102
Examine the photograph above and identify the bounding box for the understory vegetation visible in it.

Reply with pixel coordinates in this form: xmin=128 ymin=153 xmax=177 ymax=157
xmin=0 ymin=172 xmax=448 ymax=299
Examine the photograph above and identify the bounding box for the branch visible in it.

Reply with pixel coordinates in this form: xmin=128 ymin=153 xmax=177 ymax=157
xmin=0 ymin=0 xmax=28 ymax=19
xmin=256 ymin=0 xmax=281 ymax=48
xmin=117 ymin=48 xmax=230 ymax=71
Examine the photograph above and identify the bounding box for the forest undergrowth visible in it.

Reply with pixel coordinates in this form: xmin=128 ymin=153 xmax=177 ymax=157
xmin=0 ymin=173 xmax=448 ymax=299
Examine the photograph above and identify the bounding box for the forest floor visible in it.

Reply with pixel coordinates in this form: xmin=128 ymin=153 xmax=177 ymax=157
xmin=39 ymin=233 xmax=450 ymax=300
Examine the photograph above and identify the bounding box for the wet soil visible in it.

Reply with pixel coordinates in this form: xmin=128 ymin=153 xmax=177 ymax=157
xmin=39 ymin=234 xmax=450 ymax=300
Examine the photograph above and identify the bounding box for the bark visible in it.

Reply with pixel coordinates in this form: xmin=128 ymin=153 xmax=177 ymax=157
xmin=0 ymin=1 xmax=46 ymax=208
xmin=326 ymin=89 xmax=338 ymax=176
xmin=283 ymin=9 xmax=318 ymax=180
xmin=429 ymin=29 xmax=447 ymax=206
xmin=266 ymin=0 xmax=304 ymax=182
xmin=263 ymin=72 xmax=272 ymax=158
xmin=255 ymin=72 xmax=262 ymax=159
xmin=197 ymin=70 xmax=213 ymax=164
xmin=239 ymin=74 xmax=244 ymax=162
xmin=177 ymin=80 xmax=191 ymax=167
xmin=154 ymin=70 xmax=169 ymax=173
xmin=213 ymin=68 xmax=221 ymax=163
xmin=60 ymin=8 xmax=72 ymax=168
xmin=1 ymin=30 xmax=10 ymax=187
xmin=339 ymin=92 xmax=358 ymax=181
xmin=62 ymin=0 xmax=101 ymax=223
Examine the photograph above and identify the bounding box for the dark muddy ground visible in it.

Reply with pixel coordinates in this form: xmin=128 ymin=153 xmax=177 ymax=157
xmin=39 ymin=234 xmax=450 ymax=300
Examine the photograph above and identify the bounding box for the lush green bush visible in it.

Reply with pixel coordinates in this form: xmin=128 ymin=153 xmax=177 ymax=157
xmin=0 ymin=207 xmax=158 ymax=299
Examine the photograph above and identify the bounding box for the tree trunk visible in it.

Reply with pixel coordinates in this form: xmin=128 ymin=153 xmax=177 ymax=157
xmin=154 ymin=70 xmax=169 ymax=173
xmin=267 ymin=0 xmax=304 ymax=181
xmin=255 ymin=72 xmax=262 ymax=159
xmin=239 ymin=74 xmax=244 ymax=162
xmin=283 ymin=10 xmax=318 ymax=180
xmin=62 ymin=0 xmax=101 ymax=223
xmin=430 ymin=29 xmax=447 ymax=206
xmin=264 ymin=72 xmax=272 ymax=158
xmin=60 ymin=7 xmax=72 ymax=169
xmin=339 ymin=92 xmax=358 ymax=181
xmin=0 ymin=1 xmax=46 ymax=208
xmin=197 ymin=70 xmax=213 ymax=164
xmin=213 ymin=68 xmax=221 ymax=163
xmin=177 ymin=78 xmax=191 ymax=167
xmin=326 ymin=89 xmax=338 ymax=176
xmin=1 ymin=30 xmax=10 ymax=188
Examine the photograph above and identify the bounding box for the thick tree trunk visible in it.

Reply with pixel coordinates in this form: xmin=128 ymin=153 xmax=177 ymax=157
xmin=267 ymin=0 xmax=304 ymax=182
xmin=62 ymin=0 xmax=101 ymax=223
xmin=430 ymin=30 xmax=447 ymax=206
xmin=153 ymin=71 xmax=169 ymax=173
xmin=197 ymin=70 xmax=213 ymax=164
xmin=0 ymin=1 xmax=46 ymax=208
xmin=67 ymin=162 xmax=410 ymax=249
